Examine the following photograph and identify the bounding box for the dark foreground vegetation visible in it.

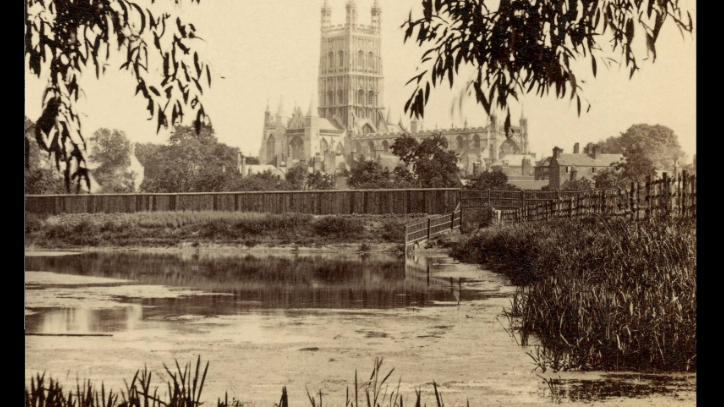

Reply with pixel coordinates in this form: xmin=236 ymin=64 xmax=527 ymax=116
xmin=450 ymin=216 xmax=696 ymax=372
xmin=24 ymin=211 xmax=425 ymax=249
xmin=26 ymin=357 xmax=446 ymax=407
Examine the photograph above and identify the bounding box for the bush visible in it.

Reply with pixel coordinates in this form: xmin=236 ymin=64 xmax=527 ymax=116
xmin=25 ymin=213 xmax=44 ymax=234
xmin=312 ymin=216 xmax=365 ymax=237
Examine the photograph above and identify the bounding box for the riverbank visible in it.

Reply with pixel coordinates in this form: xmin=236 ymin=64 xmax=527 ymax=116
xmin=24 ymin=211 xmax=430 ymax=251
xmin=448 ymin=216 xmax=697 ymax=373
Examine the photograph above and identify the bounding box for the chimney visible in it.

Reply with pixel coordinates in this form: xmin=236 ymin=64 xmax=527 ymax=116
xmin=241 ymin=154 xmax=247 ymax=176
xmin=585 ymin=142 xmax=594 ymax=156
xmin=553 ymin=146 xmax=563 ymax=160
xmin=573 ymin=142 xmax=580 ymax=154
xmin=473 ymin=163 xmax=481 ymax=176
xmin=592 ymin=144 xmax=599 ymax=159
xmin=570 ymin=167 xmax=578 ymax=181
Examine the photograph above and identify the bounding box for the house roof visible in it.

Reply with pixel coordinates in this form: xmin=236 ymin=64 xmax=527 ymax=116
xmin=555 ymin=153 xmax=623 ymax=167
xmin=491 ymin=154 xmax=537 ymax=168
xmin=536 ymin=156 xmax=552 ymax=168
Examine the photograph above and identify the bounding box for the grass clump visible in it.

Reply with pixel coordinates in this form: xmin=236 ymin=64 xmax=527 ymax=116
xmin=26 ymin=357 xmax=446 ymax=407
xmin=450 ymin=215 xmax=696 ymax=372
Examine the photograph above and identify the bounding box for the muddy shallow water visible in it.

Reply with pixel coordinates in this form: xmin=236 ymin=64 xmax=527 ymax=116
xmin=24 ymin=251 xmax=695 ymax=406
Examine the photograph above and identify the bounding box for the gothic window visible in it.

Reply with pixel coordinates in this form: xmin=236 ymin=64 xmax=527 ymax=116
xmin=290 ymin=137 xmax=304 ymax=160
xmin=456 ymin=135 xmax=465 ymax=150
xmin=358 ymin=89 xmax=365 ymax=105
xmin=266 ymin=134 xmax=276 ymax=164
xmin=320 ymin=138 xmax=329 ymax=152
xmin=339 ymin=50 xmax=344 ymax=68
xmin=499 ymin=138 xmax=520 ymax=158
xmin=382 ymin=140 xmax=389 ymax=153
xmin=337 ymin=89 xmax=344 ymax=106
xmin=472 ymin=134 xmax=480 ymax=148
xmin=328 ymin=91 xmax=334 ymax=106
xmin=367 ymin=140 xmax=375 ymax=154
xmin=358 ymin=50 xmax=364 ymax=69
xmin=353 ymin=141 xmax=362 ymax=154
xmin=368 ymin=91 xmax=375 ymax=106
xmin=328 ymin=52 xmax=334 ymax=70
xmin=362 ymin=124 xmax=375 ymax=135
xmin=336 ymin=143 xmax=344 ymax=154
xmin=368 ymin=52 xmax=374 ymax=71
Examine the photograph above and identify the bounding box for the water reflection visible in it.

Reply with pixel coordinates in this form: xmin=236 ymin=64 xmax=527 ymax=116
xmin=25 ymin=252 xmax=478 ymax=314
xmin=31 ymin=305 xmax=142 ymax=334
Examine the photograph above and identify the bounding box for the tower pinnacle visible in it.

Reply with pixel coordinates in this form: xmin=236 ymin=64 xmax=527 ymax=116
xmin=306 ymin=94 xmax=318 ymax=117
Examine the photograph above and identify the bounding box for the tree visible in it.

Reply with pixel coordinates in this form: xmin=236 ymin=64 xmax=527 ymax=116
xmin=402 ymin=0 xmax=693 ymax=132
xmin=25 ymin=0 xmax=212 ymax=192
xmin=348 ymin=160 xmax=396 ymax=189
xmin=305 ymin=170 xmax=335 ymax=190
xmin=88 ymin=128 xmax=135 ymax=192
xmin=561 ymin=177 xmax=594 ymax=191
xmin=616 ymin=124 xmax=685 ymax=171
xmin=612 ymin=142 xmax=656 ymax=183
xmin=285 ymin=166 xmax=308 ymax=190
xmin=464 ymin=170 xmax=519 ymax=190
xmin=593 ymin=167 xmax=627 ymax=189
xmin=390 ymin=133 xmax=461 ymax=188
xmin=138 ymin=124 xmax=237 ymax=193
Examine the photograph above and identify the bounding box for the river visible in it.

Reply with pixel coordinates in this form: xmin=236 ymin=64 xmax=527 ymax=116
xmin=24 ymin=250 xmax=695 ymax=406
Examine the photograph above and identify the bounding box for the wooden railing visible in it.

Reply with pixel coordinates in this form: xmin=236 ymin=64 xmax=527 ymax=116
xmin=24 ymin=188 xmax=461 ymax=216
xmin=404 ymin=205 xmax=462 ymax=250
xmin=499 ymin=171 xmax=697 ymax=224
xmin=461 ymin=189 xmax=596 ymax=209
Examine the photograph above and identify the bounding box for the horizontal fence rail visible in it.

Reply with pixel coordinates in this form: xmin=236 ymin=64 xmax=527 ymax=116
xmin=499 ymin=172 xmax=697 ymax=224
xmin=460 ymin=189 xmax=607 ymax=210
xmin=404 ymin=205 xmax=462 ymax=249
xmin=24 ymin=188 xmax=462 ymax=216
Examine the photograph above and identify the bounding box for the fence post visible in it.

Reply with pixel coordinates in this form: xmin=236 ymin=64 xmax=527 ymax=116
xmin=404 ymin=225 xmax=409 ymax=256
xmin=682 ymin=170 xmax=688 ymax=217
xmin=662 ymin=172 xmax=669 ymax=217
xmin=451 ymin=210 xmax=455 ymax=232
xmin=521 ymin=191 xmax=526 ymax=210
xmin=427 ymin=217 xmax=431 ymax=240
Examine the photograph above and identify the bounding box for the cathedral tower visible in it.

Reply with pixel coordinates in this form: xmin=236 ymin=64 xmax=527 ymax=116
xmin=319 ymin=0 xmax=385 ymax=135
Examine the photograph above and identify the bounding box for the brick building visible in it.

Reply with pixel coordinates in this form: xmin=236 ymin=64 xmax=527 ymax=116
xmin=547 ymin=142 xmax=623 ymax=189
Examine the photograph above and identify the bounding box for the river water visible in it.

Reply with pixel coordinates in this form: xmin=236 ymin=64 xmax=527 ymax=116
xmin=24 ymin=251 xmax=695 ymax=406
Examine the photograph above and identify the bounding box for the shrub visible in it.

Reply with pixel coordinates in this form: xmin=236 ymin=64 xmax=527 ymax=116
xmin=312 ymin=216 xmax=365 ymax=237
xmin=25 ymin=213 xmax=44 ymax=234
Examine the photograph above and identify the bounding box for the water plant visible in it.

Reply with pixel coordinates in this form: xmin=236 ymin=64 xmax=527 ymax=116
xmin=450 ymin=215 xmax=696 ymax=372
xmin=25 ymin=358 xmax=447 ymax=407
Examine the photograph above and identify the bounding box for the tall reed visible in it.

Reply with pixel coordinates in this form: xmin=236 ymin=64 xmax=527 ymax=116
xmin=26 ymin=358 xmax=446 ymax=407
xmin=450 ymin=215 xmax=696 ymax=372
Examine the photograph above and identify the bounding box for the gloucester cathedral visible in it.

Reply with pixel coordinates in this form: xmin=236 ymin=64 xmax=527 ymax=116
xmin=257 ymin=0 xmax=532 ymax=176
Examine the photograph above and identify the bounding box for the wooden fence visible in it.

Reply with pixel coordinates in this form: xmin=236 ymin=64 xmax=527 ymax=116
xmin=460 ymin=189 xmax=589 ymax=210
xmin=404 ymin=205 xmax=462 ymax=250
xmin=24 ymin=188 xmax=461 ymax=216
xmin=500 ymin=172 xmax=697 ymax=224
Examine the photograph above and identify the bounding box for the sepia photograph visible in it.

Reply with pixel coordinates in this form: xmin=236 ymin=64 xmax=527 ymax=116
xmin=25 ymin=1 xmax=696 ymax=406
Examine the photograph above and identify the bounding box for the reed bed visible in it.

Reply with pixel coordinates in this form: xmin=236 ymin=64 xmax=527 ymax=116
xmin=26 ymin=211 xmax=425 ymax=247
xmin=449 ymin=215 xmax=696 ymax=372
xmin=25 ymin=357 xmax=446 ymax=407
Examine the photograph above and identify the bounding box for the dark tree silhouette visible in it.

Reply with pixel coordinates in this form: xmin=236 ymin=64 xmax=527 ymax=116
xmin=402 ymin=0 xmax=693 ymax=134
xmin=25 ymin=0 xmax=211 ymax=192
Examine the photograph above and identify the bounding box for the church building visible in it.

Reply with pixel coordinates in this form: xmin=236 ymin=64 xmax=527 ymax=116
xmin=258 ymin=0 xmax=532 ymax=176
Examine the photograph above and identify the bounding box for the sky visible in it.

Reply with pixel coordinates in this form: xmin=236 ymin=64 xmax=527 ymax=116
xmin=24 ymin=0 xmax=696 ymax=162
